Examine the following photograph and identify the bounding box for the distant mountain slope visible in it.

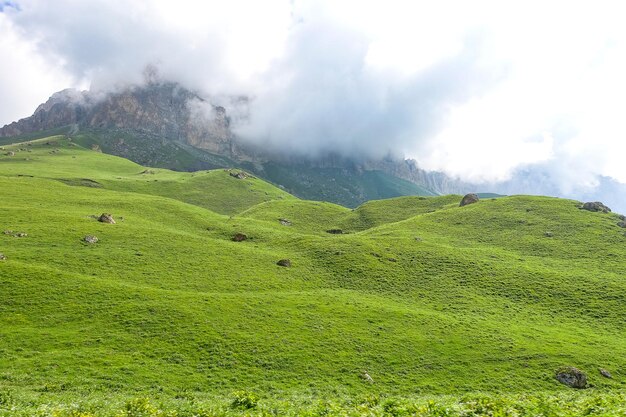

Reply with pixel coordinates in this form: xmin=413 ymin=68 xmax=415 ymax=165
xmin=1 ymin=135 xmax=625 ymax=402
xmin=0 ymin=82 xmax=473 ymax=206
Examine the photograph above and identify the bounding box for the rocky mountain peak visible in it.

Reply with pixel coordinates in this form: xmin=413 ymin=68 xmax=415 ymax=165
xmin=33 ymin=88 xmax=88 ymax=115
xmin=0 ymin=82 xmax=237 ymax=156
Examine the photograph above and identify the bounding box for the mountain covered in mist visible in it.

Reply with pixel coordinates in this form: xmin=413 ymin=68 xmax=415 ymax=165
xmin=0 ymin=82 xmax=472 ymax=205
xmin=0 ymin=82 xmax=235 ymax=156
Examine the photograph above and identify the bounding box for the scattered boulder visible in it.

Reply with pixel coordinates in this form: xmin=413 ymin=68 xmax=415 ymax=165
xmin=360 ymin=370 xmax=374 ymax=384
xmin=581 ymin=201 xmax=611 ymax=213
xmin=3 ymin=230 xmax=27 ymax=238
xmin=459 ymin=193 xmax=480 ymax=207
xmin=279 ymin=218 xmax=292 ymax=226
xmin=556 ymin=367 xmax=587 ymax=389
xmin=599 ymin=368 xmax=612 ymax=379
xmin=232 ymin=233 xmax=248 ymax=242
xmin=326 ymin=229 xmax=343 ymax=234
xmin=0 ymin=253 xmax=6 ymax=261
xmin=544 ymin=231 xmax=554 ymax=237
xmin=6 ymin=151 xmax=15 ymax=157
xmin=97 ymin=213 xmax=116 ymax=224
xmin=618 ymin=214 xmax=625 ymax=220
xmin=617 ymin=221 xmax=626 ymax=228
xmin=276 ymin=259 xmax=291 ymax=267
xmin=83 ymin=235 xmax=99 ymax=244
xmin=229 ymin=171 xmax=248 ymax=179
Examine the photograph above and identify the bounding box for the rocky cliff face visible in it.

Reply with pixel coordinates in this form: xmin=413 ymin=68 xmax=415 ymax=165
xmin=1 ymin=82 xmax=471 ymax=196
xmin=0 ymin=89 xmax=86 ymax=136
xmin=1 ymin=82 xmax=234 ymax=156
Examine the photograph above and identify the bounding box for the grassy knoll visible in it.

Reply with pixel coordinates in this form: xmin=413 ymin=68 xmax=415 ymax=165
xmin=238 ymin=195 xmax=461 ymax=234
xmin=1 ymin=136 xmax=625 ymax=415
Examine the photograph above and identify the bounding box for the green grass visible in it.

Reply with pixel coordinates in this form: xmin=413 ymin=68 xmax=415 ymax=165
xmin=3 ymin=128 xmax=440 ymax=207
xmin=1 ymin=136 xmax=625 ymax=415
xmin=2 ymin=390 xmax=626 ymax=416
xmin=238 ymin=195 xmax=462 ymax=234
xmin=0 ymin=136 xmax=293 ymax=215
xmin=72 ymin=129 xmax=238 ymax=172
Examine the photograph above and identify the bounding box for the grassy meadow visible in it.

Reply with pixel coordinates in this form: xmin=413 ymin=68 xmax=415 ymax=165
xmin=0 ymin=136 xmax=625 ymax=416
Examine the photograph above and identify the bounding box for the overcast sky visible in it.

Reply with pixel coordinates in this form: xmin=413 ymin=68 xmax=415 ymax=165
xmin=1 ymin=1 xmax=625 ymax=210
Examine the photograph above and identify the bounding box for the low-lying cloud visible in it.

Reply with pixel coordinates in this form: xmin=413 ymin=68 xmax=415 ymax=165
xmin=2 ymin=0 xmax=625 ymax=212
xmin=234 ymin=21 xmax=505 ymax=160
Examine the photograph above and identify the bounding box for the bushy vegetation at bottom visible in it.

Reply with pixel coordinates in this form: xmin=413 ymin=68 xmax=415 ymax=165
xmin=1 ymin=390 xmax=625 ymax=416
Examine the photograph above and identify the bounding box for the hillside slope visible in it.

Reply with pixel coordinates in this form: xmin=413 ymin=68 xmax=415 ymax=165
xmin=0 ymin=135 xmax=293 ymax=215
xmin=1 ymin=136 xmax=625 ymax=413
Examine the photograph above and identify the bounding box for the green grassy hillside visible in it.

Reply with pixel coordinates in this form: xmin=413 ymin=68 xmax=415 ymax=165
xmin=0 ymin=136 xmax=293 ymax=215
xmin=2 ymin=128 xmax=439 ymax=208
xmin=1 ymin=136 xmax=625 ymax=416
xmin=238 ymin=195 xmax=461 ymax=235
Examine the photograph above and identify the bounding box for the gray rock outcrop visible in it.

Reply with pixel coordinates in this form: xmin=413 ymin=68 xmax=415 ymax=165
xmin=581 ymin=202 xmax=611 ymax=213
xmin=460 ymin=193 xmax=480 ymax=207
xmin=276 ymin=259 xmax=291 ymax=267
xmin=84 ymin=235 xmax=99 ymax=244
xmin=98 ymin=213 xmax=116 ymax=224
xmin=556 ymin=367 xmax=587 ymax=388
xmin=232 ymin=233 xmax=248 ymax=242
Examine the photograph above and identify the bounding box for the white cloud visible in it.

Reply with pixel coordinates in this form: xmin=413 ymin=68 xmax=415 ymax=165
xmin=1 ymin=0 xmax=625 ymax=210
xmin=0 ymin=13 xmax=77 ymax=124
xmin=407 ymin=0 xmax=626 ymax=191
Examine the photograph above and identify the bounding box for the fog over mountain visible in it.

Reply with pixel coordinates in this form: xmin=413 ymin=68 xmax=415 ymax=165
xmin=1 ymin=1 xmax=625 ymax=212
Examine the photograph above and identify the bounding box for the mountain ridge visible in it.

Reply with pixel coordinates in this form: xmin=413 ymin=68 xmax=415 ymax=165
xmin=0 ymin=82 xmax=472 ymax=205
